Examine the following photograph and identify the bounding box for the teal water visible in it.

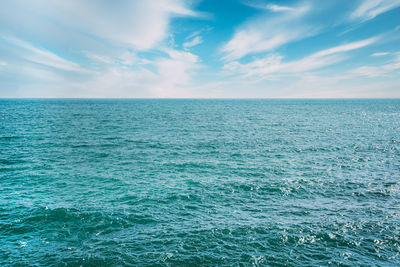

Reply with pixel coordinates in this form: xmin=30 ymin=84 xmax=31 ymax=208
xmin=1 ymin=99 xmax=400 ymax=266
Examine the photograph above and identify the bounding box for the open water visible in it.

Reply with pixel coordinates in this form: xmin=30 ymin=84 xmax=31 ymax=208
xmin=1 ymin=99 xmax=400 ymax=266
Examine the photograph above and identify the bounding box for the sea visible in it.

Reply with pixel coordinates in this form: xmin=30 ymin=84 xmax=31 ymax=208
xmin=1 ymin=99 xmax=399 ymax=266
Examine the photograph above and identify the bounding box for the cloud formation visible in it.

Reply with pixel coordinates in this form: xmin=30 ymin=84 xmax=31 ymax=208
xmin=351 ymin=0 xmax=400 ymax=21
xmin=221 ymin=4 xmax=313 ymax=60
xmin=0 ymin=0 xmax=399 ymax=98
xmin=0 ymin=0 xmax=200 ymax=50
xmin=223 ymin=37 xmax=378 ymax=78
xmin=0 ymin=0 xmax=204 ymax=97
xmin=183 ymin=36 xmax=203 ymax=50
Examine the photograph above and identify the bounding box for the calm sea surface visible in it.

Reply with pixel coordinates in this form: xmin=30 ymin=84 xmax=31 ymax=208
xmin=1 ymin=99 xmax=400 ymax=266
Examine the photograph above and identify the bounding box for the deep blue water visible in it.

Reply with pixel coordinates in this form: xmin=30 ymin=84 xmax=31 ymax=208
xmin=1 ymin=99 xmax=400 ymax=266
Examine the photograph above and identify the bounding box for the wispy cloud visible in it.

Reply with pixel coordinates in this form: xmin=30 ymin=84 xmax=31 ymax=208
xmin=156 ymin=49 xmax=199 ymax=86
xmin=312 ymin=37 xmax=377 ymax=57
xmin=85 ymin=51 xmax=137 ymax=66
xmin=0 ymin=0 xmax=201 ymax=51
xmin=349 ymin=52 xmax=400 ymax=77
xmin=223 ymin=37 xmax=378 ymax=78
xmin=3 ymin=37 xmax=85 ymax=72
xmin=351 ymin=0 xmax=400 ymax=21
xmin=0 ymin=0 xmax=205 ymax=97
xmin=266 ymin=4 xmax=294 ymax=12
xmin=221 ymin=3 xmax=313 ymax=60
xmin=222 ymin=0 xmax=399 ymax=62
xmin=241 ymin=1 xmax=294 ymax=12
xmin=372 ymin=52 xmax=390 ymax=56
xmin=74 ymin=48 xmax=201 ymax=98
xmin=85 ymin=53 xmax=115 ymax=65
xmin=0 ymin=0 xmax=399 ymax=98
xmin=6 ymin=47 xmax=202 ymax=98
xmin=183 ymin=36 xmax=203 ymax=50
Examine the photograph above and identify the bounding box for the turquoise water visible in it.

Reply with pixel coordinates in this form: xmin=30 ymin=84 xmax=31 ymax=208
xmin=1 ymin=99 xmax=400 ymax=266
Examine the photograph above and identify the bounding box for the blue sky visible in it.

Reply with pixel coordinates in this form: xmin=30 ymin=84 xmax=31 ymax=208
xmin=0 ymin=0 xmax=399 ymax=98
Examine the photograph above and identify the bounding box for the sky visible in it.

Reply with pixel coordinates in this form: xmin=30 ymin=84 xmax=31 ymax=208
xmin=0 ymin=0 xmax=399 ymax=98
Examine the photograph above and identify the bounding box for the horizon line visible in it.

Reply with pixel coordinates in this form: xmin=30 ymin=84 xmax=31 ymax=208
xmin=1 ymin=97 xmax=400 ymax=100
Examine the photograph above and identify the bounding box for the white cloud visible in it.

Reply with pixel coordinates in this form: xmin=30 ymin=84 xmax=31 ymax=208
xmin=217 ymin=46 xmax=399 ymax=98
xmin=312 ymin=37 xmax=377 ymax=57
xmin=223 ymin=37 xmax=378 ymax=78
xmin=0 ymin=34 xmax=201 ymax=97
xmin=266 ymin=4 xmax=294 ymax=12
xmin=241 ymin=1 xmax=293 ymax=12
xmin=85 ymin=53 xmax=114 ymax=65
xmin=351 ymin=0 xmax=400 ymax=21
xmin=221 ymin=4 xmax=314 ymax=60
xmin=0 ymin=0 xmax=398 ymax=98
xmin=183 ymin=36 xmax=203 ymax=49
xmin=5 ymin=37 xmax=85 ymax=72
xmin=372 ymin=52 xmax=390 ymax=56
xmin=0 ymin=0 xmax=200 ymax=51
xmin=67 ymin=49 xmax=201 ymax=98
xmin=222 ymin=0 xmax=398 ymax=62
xmin=152 ymin=49 xmax=200 ymax=96
xmin=71 ymin=68 xmax=157 ymax=98
xmin=0 ymin=0 xmax=205 ymax=97
xmin=284 ymin=53 xmax=400 ymax=98
xmin=349 ymin=52 xmax=400 ymax=77
xmin=85 ymin=51 xmax=137 ymax=66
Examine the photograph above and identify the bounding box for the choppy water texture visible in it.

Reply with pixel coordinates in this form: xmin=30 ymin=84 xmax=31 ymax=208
xmin=1 ymin=99 xmax=400 ymax=266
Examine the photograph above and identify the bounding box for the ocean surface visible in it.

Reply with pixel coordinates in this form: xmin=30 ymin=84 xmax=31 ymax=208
xmin=1 ymin=99 xmax=400 ymax=266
